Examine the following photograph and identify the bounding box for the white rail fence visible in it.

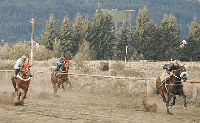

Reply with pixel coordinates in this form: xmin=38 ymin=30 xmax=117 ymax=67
xmin=0 ymin=70 xmax=199 ymax=101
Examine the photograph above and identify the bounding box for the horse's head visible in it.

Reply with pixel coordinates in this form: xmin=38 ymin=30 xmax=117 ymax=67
xmin=20 ymin=61 xmax=31 ymax=78
xmin=179 ymin=65 xmax=188 ymax=82
xmin=59 ymin=58 xmax=69 ymax=73
xmin=172 ymin=65 xmax=188 ymax=82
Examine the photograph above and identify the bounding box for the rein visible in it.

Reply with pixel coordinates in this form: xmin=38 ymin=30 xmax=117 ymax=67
xmin=16 ymin=61 xmax=31 ymax=81
xmin=59 ymin=60 xmax=69 ymax=73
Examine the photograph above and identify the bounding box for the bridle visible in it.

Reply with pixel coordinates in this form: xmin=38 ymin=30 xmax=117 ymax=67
xmin=18 ymin=62 xmax=31 ymax=80
xmin=59 ymin=60 xmax=69 ymax=73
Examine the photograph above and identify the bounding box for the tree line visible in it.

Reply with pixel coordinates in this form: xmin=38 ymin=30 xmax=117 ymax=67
xmin=39 ymin=4 xmax=200 ymax=61
xmin=0 ymin=0 xmax=200 ymax=43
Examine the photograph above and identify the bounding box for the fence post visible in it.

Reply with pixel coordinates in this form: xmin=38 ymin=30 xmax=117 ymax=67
xmin=94 ymin=77 xmax=98 ymax=86
xmin=5 ymin=71 xmax=8 ymax=80
xmin=146 ymin=80 xmax=149 ymax=98
xmin=128 ymin=79 xmax=132 ymax=94
xmin=192 ymin=83 xmax=197 ymax=101
xmin=81 ymin=76 xmax=85 ymax=87
xmin=111 ymin=77 xmax=115 ymax=86
xmin=33 ymin=71 xmax=36 ymax=82
xmin=45 ymin=72 xmax=47 ymax=85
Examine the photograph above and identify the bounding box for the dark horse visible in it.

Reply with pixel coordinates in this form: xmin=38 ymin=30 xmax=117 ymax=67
xmin=11 ymin=61 xmax=31 ymax=106
xmin=156 ymin=65 xmax=188 ymax=114
xmin=51 ymin=58 xmax=72 ymax=93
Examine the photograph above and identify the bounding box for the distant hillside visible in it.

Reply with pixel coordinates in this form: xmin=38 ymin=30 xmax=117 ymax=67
xmin=0 ymin=0 xmax=199 ymax=42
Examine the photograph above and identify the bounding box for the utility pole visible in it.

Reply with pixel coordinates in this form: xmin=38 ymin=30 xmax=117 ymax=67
xmin=30 ymin=18 xmax=35 ymax=65
xmin=125 ymin=46 xmax=128 ymax=62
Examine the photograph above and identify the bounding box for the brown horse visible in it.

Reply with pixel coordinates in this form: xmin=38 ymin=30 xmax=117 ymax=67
xmin=156 ymin=65 xmax=188 ymax=114
xmin=11 ymin=61 xmax=31 ymax=106
xmin=51 ymin=58 xmax=72 ymax=93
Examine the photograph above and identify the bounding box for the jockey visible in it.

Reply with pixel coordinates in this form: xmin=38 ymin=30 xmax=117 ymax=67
xmin=25 ymin=58 xmax=33 ymax=77
xmin=167 ymin=60 xmax=180 ymax=75
xmin=55 ymin=56 xmax=65 ymax=71
xmin=14 ymin=55 xmax=32 ymax=77
xmin=161 ymin=60 xmax=180 ymax=83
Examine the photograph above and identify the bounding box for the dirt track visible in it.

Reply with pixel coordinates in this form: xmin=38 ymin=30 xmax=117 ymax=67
xmin=0 ymin=61 xmax=200 ymax=123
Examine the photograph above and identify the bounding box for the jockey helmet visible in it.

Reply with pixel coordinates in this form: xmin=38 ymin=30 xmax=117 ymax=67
xmin=174 ymin=60 xmax=179 ymax=64
xmin=60 ymin=56 xmax=65 ymax=60
xmin=21 ymin=55 xmax=27 ymax=61
xmin=174 ymin=60 xmax=180 ymax=67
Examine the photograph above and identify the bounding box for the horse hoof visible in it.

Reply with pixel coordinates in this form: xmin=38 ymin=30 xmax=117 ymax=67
xmin=167 ymin=112 xmax=173 ymax=115
xmin=13 ymin=101 xmax=21 ymax=106
xmin=20 ymin=99 xmax=24 ymax=106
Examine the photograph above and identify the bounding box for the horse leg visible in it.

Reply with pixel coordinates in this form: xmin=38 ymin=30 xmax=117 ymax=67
xmin=183 ymin=94 xmax=187 ymax=108
xmin=66 ymin=78 xmax=73 ymax=89
xmin=23 ymin=88 xmax=28 ymax=99
xmin=51 ymin=78 xmax=57 ymax=93
xmin=57 ymin=81 xmax=61 ymax=89
xmin=158 ymin=88 xmax=166 ymax=103
xmin=165 ymin=92 xmax=173 ymax=115
xmin=13 ymin=85 xmax=21 ymax=106
xmin=13 ymin=91 xmax=20 ymax=106
xmin=161 ymin=93 xmax=166 ymax=103
xmin=178 ymin=90 xmax=187 ymax=109
xmin=11 ymin=76 xmax=17 ymax=92
xmin=53 ymin=83 xmax=57 ymax=93
xmin=69 ymin=82 xmax=73 ymax=89
xmin=166 ymin=101 xmax=172 ymax=115
xmin=15 ymin=85 xmax=20 ymax=99
xmin=62 ymin=83 xmax=65 ymax=90
xmin=181 ymin=93 xmax=187 ymax=109
xmin=170 ymin=94 xmax=176 ymax=106
xmin=51 ymin=74 xmax=58 ymax=93
xmin=19 ymin=89 xmax=26 ymax=106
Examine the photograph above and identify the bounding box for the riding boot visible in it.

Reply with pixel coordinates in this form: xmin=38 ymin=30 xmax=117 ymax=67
xmin=54 ymin=67 xmax=59 ymax=75
xmin=14 ymin=69 xmax=20 ymax=78
xmin=55 ymin=67 xmax=59 ymax=71
xmin=29 ymin=72 xmax=33 ymax=77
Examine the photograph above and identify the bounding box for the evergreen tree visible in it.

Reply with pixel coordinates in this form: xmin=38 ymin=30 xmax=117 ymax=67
xmin=71 ymin=13 xmax=85 ymax=56
xmin=59 ymin=16 xmax=72 ymax=58
xmin=184 ymin=15 xmax=200 ymax=61
xmin=73 ymin=39 xmax=91 ymax=61
xmin=40 ymin=14 xmax=58 ymax=51
xmin=101 ymin=13 xmax=116 ymax=60
xmin=115 ymin=23 xmax=131 ymax=61
xmin=158 ymin=13 xmax=181 ymax=60
xmin=87 ymin=3 xmax=116 ymax=60
xmin=132 ymin=6 xmax=157 ymax=60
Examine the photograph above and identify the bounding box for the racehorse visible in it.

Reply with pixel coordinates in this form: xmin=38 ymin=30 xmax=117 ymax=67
xmin=11 ymin=61 xmax=31 ymax=106
xmin=51 ymin=58 xmax=72 ymax=93
xmin=156 ymin=65 xmax=188 ymax=114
